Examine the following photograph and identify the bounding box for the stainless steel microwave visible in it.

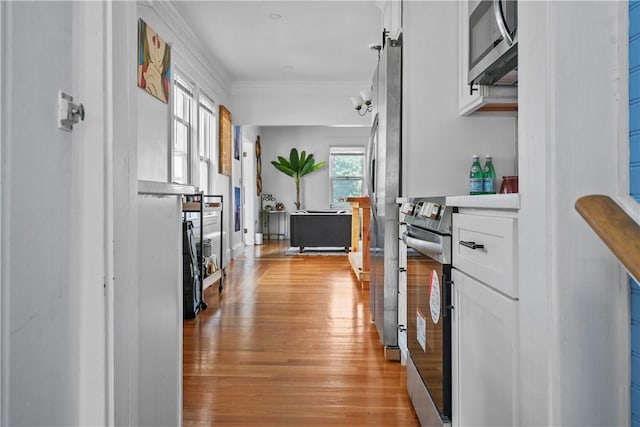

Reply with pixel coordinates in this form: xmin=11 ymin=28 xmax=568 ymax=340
xmin=468 ymin=0 xmax=518 ymax=86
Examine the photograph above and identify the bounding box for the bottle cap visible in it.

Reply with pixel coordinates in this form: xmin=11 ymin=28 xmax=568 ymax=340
xmin=485 ymin=154 xmax=492 ymax=158
xmin=473 ymin=154 xmax=479 ymax=159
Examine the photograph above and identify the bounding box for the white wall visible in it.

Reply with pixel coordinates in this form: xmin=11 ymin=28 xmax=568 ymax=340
xmin=402 ymin=1 xmax=517 ymax=198
xmin=518 ymin=2 xmax=628 ymax=425
xmin=136 ymin=61 xmax=170 ymax=183
xmin=231 ymin=82 xmax=373 ymax=127
xmin=1 ymin=2 xmax=80 ymax=424
xmin=260 ymin=126 xmax=370 ymax=214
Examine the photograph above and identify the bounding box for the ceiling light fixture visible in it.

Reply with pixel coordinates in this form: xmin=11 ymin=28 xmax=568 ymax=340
xmin=350 ymin=89 xmax=373 ymax=116
xmin=268 ymin=13 xmax=282 ymax=20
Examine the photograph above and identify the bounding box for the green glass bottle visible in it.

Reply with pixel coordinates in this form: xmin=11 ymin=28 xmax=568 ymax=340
xmin=483 ymin=155 xmax=496 ymax=194
xmin=469 ymin=155 xmax=484 ymax=195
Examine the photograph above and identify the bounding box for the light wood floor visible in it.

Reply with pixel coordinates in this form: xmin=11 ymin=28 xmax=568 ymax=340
xmin=183 ymin=240 xmax=420 ymax=426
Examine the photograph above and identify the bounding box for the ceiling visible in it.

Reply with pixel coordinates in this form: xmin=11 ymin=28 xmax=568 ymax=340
xmin=170 ymin=1 xmax=384 ymax=86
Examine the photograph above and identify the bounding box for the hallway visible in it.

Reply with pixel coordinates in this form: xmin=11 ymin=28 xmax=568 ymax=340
xmin=182 ymin=241 xmax=420 ymax=425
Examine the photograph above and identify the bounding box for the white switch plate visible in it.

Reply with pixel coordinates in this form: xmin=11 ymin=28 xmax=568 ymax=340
xmin=58 ymin=90 xmax=74 ymax=132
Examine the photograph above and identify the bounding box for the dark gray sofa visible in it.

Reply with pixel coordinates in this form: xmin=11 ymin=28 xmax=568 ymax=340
xmin=289 ymin=210 xmax=352 ymax=252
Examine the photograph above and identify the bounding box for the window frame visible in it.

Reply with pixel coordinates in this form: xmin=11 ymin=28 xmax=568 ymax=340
xmin=329 ymin=146 xmax=366 ymax=208
xmin=198 ymin=94 xmax=216 ymax=194
xmin=172 ymin=74 xmax=195 ymax=185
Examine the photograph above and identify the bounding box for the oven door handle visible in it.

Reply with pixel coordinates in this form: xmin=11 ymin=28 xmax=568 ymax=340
xmin=401 ymin=232 xmax=444 ymax=258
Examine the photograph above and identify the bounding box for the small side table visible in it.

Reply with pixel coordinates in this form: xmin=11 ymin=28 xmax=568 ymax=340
xmin=262 ymin=210 xmax=287 ymax=240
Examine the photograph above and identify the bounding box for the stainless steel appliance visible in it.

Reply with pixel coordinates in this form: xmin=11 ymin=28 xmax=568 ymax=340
xmin=468 ymin=0 xmax=518 ymax=86
xmin=400 ymin=197 xmax=454 ymax=426
xmin=367 ymin=36 xmax=402 ymax=359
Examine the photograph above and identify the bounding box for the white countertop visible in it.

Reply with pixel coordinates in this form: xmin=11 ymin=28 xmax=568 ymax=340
xmin=446 ymin=193 xmax=520 ymax=210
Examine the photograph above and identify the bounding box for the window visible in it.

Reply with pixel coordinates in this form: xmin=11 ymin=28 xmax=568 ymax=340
xmin=330 ymin=146 xmax=365 ymax=208
xmin=198 ymin=96 xmax=216 ymax=194
xmin=172 ymin=76 xmax=193 ymax=184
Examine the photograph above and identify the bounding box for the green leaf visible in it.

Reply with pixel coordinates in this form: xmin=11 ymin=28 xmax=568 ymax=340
xmin=271 ymin=161 xmax=295 ymax=177
xmin=299 ymin=151 xmax=307 ymax=167
xmin=276 ymin=156 xmax=291 ymax=170
xmin=299 ymin=162 xmax=313 ymax=176
xmin=289 ymin=148 xmax=300 ymax=171
xmin=308 ymin=161 xmax=326 ymax=173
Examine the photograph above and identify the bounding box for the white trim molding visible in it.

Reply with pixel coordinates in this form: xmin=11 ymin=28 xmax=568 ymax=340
xmin=151 ymin=1 xmax=233 ymax=97
xmin=0 ymin=2 xmax=5 ymax=425
xmin=231 ymin=80 xmax=372 ymax=96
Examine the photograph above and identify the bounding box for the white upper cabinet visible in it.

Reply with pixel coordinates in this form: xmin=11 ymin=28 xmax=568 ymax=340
xmin=458 ymin=0 xmax=518 ymax=116
xmin=380 ymin=0 xmax=402 ymax=39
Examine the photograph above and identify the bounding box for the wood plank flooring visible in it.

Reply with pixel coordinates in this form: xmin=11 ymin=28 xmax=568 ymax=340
xmin=183 ymin=240 xmax=420 ymax=426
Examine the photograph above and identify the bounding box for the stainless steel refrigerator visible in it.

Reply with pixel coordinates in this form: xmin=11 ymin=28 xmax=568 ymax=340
xmin=366 ymin=37 xmax=401 ymax=359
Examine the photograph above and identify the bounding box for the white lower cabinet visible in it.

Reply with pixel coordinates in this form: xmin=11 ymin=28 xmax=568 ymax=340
xmin=452 ymin=269 xmax=518 ymax=427
xmin=449 ymin=204 xmax=519 ymax=427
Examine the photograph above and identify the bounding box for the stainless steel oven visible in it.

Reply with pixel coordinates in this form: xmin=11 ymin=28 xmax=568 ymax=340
xmin=468 ymin=0 xmax=518 ymax=86
xmin=400 ymin=197 xmax=454 ymax=426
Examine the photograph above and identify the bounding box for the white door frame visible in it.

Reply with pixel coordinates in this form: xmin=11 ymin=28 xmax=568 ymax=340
xmin=109 ymin=2 xmax=139 ymax=425
xmin=242 ymin=141 xmax=255 ymax=245
xmin=0 ymin=3 xmax=4 ymax=424
xmin=74 ymin=2 xmax=111 ymax=425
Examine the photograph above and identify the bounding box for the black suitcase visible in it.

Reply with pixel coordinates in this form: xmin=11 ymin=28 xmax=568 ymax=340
xmin=182 ymin=221 xmax=202 ymax=319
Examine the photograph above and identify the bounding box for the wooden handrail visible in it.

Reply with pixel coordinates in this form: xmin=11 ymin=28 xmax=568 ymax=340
xmin=575 ymin=195 xmax=640 ymax=282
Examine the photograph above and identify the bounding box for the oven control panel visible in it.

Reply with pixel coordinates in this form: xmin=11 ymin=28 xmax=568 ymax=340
xmin=402 ymin=197 xmax=453 ymax=235
xmin=401 ymin=201 xmax=441 ymax=218
xmin=418 ymin=201 xmax=442 ymax=220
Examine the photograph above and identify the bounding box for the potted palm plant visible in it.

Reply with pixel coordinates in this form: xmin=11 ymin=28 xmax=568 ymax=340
xmin=271 ymin=148 xmax=326 ymax=210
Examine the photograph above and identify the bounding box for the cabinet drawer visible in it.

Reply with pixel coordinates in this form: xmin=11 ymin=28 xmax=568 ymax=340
xmin=452 ymin=213 xmax=517 ymax=298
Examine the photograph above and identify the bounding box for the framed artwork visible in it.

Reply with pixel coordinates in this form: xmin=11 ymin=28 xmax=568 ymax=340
xmin=234 ymin=186 xmax=241 ymax=232
xmin=219 ymin=105 xmax=232 ymax=176
xmin=255 ymin=135 xmax=262 ymax=196
xmin=137 ymin=19 xmax=171 ymax=104
xmin=233 ymin=126 xmax=241 ymax=160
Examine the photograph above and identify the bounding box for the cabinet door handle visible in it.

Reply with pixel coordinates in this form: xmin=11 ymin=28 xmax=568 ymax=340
xmin=460 ymin=240 xmax=484 ymax=250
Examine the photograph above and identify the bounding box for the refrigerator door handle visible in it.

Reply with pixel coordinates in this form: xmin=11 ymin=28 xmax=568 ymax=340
xmin=367 ymin=113 xmax=379 ymax=219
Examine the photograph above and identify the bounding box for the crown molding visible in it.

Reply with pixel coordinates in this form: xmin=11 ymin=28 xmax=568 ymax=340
xmin=151 ymin=1 xmax=233 ymax=96
xmin=231 ymin=80 xmax=372 ymax=96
